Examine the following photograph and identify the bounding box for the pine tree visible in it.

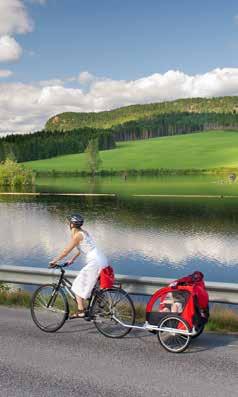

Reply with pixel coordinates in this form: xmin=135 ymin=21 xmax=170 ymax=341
xmin=85 ymin=138 xmax=102 ymax=175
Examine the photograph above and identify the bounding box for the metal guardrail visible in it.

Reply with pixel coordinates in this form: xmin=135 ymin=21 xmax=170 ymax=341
xmin=0 ymin=265 xmax=238 ymax=304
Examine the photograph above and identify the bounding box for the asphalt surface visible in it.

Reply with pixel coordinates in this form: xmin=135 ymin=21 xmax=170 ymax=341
xmin=0 ymin=306 xmax=237 ymax=397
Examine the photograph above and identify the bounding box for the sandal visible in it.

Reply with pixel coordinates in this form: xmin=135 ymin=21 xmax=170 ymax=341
xmin=69 ymin=310 xmax=85 ymax=319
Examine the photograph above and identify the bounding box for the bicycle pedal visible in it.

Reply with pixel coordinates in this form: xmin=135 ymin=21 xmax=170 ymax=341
xmin=84 ymin=316 xmax=92 ymax=322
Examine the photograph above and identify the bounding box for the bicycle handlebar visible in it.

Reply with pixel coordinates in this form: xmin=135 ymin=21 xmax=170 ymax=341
xmin=48 ymin=262 xmax=69 ymax=269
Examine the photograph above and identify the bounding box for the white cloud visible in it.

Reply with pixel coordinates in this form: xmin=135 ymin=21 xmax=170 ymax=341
xmin=1 ymin=67 xmax=238 ymax=133
xmin=0 ymin=69 xmax=13 ymax=78
xmin=38 ymin=86 xmax=86 ymax=107
xmin=38 ymin=79 xmax=65 ymax=87
xmin=66 ymin=76 xmax=77 ymax=83
xmin=28 ymin=0 xmax=47 ymax=4
xmin=0 ymin=0 xmax=33 ymax=36
xmin=78 ymin=71 xmax=95 ymax=84
xmin=0 ymin=35 xmax=23 ymax=62
xmin=0 ymin=0 xmax=38 ymax=65
xmin=87 ymin=68 xmax=238 ymax=109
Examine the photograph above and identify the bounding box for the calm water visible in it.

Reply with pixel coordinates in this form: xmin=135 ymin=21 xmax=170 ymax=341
xmin=1 ymin=187 xmax=238 ymax=283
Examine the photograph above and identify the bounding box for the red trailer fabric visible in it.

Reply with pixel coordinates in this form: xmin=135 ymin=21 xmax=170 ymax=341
xmin=146 ymin=271 xmax=209 ymax=328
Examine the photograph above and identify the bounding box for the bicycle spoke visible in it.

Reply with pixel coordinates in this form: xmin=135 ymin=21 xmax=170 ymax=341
xmin=92 ymin=288 xmax=135 ymax=338
xmin=31 ymin=285 xmax=68 ymax=332
xmin=158 ymin=316 xmax=191 ymax=353
xmin=35 ymin=295 xmax=49 ymax=308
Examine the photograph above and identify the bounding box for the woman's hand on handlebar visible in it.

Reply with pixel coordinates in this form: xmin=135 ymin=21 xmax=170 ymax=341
xmin=67 ymin=258 xmax=75 ymax=266
xmin=49 ymin=261 xmax=58 ymax=268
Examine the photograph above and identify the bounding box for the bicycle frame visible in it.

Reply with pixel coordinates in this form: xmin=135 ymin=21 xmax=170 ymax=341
xmin=52 ymin=266 xmax=197 ymax=337
xmin=52 ymin=267 xmax=103 ymax=318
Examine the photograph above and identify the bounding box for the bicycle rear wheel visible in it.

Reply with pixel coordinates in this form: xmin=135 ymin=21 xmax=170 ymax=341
xmin=92 ymin=288 xmax=135 ymax=338
xmin=157 ymin=315 xmax=191 ymax=353
xmin=31 ymin=284 xmax=69 ymax=332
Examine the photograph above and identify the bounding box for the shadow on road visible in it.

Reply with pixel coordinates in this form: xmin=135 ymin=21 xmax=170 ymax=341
xmin=187 ymin=332 xmax=238 ymax=353
xmin=57 ymin=319 xmax=238 ymax=354
xmin=57 ymin=319 xmax=153 ymax=338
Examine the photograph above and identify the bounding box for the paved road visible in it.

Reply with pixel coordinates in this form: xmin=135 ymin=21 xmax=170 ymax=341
xmin=0 ymin=306 xmax=237 ymax=397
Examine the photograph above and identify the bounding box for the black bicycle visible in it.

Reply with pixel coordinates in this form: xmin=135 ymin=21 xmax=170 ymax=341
xmin=31 ymin=263 xmax=136 ymax=338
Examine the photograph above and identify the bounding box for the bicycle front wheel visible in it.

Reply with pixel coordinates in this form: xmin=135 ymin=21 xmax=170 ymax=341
xmin=31 ymin=284 xmax=69 ymax=332
xmin=92 ymin=288 xmax=135 ymax=338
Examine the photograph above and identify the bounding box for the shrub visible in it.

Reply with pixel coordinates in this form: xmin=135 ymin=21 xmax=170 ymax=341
xmin=0 ymin=289 xmax=31 ymax=307
xmin=0 ymin=159 xmax=34 ymax=187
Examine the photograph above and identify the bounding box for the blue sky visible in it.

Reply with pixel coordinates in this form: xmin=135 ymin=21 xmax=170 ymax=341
xmin=8 ymin=0 xmax=238 ymax=82
xmin=1 ymin=0 xmax=238 ymax=132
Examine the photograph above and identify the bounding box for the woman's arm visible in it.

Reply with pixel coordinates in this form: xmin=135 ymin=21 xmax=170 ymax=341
xmin=50 ymin=234 xmax=81 ymax=266
xmin=67 ymin=251 xmax=80 ymax=265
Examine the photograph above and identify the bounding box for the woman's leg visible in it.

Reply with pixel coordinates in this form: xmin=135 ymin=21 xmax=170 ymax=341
xmin=71 ymin=264 xmax=100 ymax=313
xmin=76 ymin=295 xmax=84 ymax=311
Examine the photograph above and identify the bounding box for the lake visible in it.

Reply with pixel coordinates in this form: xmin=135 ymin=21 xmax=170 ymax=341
xmin=1 ymin=174 xmax=238 ymax=283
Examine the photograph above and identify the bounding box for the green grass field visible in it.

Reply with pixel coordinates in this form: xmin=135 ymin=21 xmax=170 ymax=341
xmin=24 ymin=130 xmax=238 ymax=173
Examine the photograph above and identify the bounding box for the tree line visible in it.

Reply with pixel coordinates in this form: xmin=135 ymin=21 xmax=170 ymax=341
xmin=1 ymin=111 xmax=238 ymax=163
xmin=0 ymin=128 xmax=115 ymax=162
xmin=112 ymin=112 xmax=238 ymax=141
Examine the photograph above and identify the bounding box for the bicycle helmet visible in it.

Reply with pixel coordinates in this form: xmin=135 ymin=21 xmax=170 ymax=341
xmin=67 ymin=213 xmax=84 ymax=228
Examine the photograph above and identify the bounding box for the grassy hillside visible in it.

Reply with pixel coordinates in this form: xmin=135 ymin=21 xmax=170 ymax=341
xmin=45 ymin=97 xmax=238 ymax=131
xmin=24 ymin=130 xmax=238 ymax=173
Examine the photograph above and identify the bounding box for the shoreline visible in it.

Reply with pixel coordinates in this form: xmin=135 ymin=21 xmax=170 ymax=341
xmin=31 ymin=168 xmax=238 ymax=177
xmin=1 ymin=192 xmax=238 ymax=198
xmin=0 ymin=192 xmax=116 ymax=196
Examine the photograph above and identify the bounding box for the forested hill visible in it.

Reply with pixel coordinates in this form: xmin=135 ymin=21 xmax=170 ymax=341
xmin=45 ymin=96 xmax=238 ymax=131
xmin=2 ymin=96 xmax=238 ymax=164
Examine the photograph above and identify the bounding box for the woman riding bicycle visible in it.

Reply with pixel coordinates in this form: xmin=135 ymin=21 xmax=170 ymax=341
xmin=49 ymin=214 xmax=108 ymax=318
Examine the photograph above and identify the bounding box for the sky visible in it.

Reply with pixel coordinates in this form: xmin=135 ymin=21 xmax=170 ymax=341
xmin=1 ymin=0 xmax=238 ymax=133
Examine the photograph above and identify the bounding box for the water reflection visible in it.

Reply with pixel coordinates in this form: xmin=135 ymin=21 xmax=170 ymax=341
xmin=1 ymin=195 xmax=238 ymax=282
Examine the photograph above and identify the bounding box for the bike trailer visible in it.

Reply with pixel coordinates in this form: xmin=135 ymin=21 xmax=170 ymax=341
xmin=146 ymin=271 xmax=209 ymax=330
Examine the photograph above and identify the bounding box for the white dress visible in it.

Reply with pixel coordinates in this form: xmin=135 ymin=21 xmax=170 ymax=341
xmin=71 ymin=230 xmax=108 ymax=299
